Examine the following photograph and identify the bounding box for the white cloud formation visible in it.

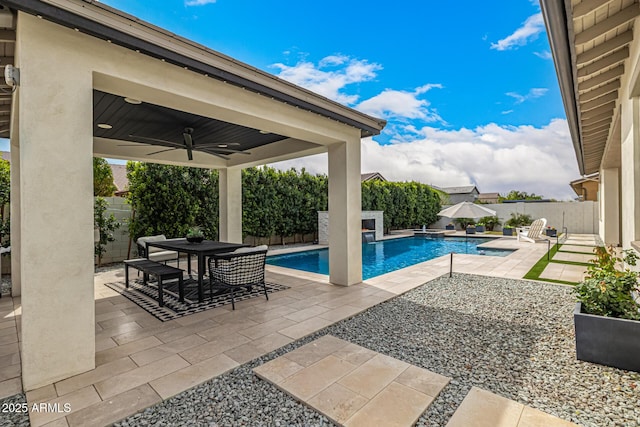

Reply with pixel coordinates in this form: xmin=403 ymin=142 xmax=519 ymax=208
xmin=185 ymin=0 xmax=217 ymax=5
xmin=491 ymin=13 xmax=545 ymax=51
xmin=271 ymin=56 xmax=381 ymax=105
xmin=506 ymin=87 xmax=548 ymax=104
xmin=356 ymin=85 xmax=444 ymax=122
xmin=269 ymin=119 xmax=579 ymax=200
xmin=534 ymin=50 xmax=553 ymax=60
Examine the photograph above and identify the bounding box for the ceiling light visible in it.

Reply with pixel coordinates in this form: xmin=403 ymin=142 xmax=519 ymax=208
xmin=259 ymin=130 xmax=270 ymax=134
xmin=124 ymin=97 xmax=142 ymax=105
xmin=217 ymin=144 xmax=228 ymax=148
xmin=97 ymin=123 xmax=112 ymax=129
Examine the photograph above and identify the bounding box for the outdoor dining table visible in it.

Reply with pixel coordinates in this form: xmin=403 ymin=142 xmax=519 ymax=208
xmin=145 ymin=239 xmax=248 ymax=302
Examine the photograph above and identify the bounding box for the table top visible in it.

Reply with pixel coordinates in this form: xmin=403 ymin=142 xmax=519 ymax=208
xmin=146 ymin=239 xmax=248 ymax=255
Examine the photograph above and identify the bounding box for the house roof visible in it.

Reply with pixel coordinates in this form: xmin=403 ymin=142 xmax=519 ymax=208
xmin=433 ymin=185 xmax=479 ymax=195
xmin=478 ymin=192 xmax=500 ymax=199
xmin=360 ymin=172 xmax=387 ymax=182
xmin=540 ymin=0 xmax=639 ymax=175
xmin=109 ymin=164 xmax=128 ymax=194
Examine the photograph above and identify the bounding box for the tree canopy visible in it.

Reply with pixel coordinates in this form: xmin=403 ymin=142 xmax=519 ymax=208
xmin=93 ymin=157 xmax=117 ymax=197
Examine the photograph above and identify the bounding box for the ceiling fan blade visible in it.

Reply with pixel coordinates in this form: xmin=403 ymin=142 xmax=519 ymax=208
xmin=128 ymin=134 xmax=181 ymax=146
xmin=147 ymin=147 xmax=179 ymax=156
xmin=183 ymin=131 xmax=194 ymax=161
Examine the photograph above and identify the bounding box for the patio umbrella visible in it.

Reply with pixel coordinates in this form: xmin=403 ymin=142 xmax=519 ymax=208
xmin=438 ymin=201 xmax=497 ymax=258
xmin=437 ymin=201 xmax=496 ymax=218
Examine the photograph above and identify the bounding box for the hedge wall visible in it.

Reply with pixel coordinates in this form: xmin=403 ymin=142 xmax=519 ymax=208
xmin=126 ymin=163 xmax=440 ymax=241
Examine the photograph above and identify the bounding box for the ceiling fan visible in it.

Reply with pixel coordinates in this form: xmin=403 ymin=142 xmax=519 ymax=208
xmin=122 ymin=127 xmax=251 ymax=161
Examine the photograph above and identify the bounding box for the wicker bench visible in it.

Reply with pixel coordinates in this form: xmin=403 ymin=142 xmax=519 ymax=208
xmin=124 ymin=259 xmax=184 ymax=307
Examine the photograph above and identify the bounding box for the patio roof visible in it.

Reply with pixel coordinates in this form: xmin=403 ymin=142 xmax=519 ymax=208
xmin=0 ymin=0 xmax=386 ymax=143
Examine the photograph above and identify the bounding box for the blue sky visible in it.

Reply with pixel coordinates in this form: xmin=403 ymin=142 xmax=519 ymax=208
xmin=37 ymin=0 xmax=582 ymax=198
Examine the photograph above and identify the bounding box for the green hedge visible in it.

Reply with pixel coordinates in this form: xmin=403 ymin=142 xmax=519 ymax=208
xmin=126 ymin=163 xmax=440 ymax=241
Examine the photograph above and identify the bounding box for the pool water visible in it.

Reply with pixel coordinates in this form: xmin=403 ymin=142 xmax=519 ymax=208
xmin=266 ymin=236 xmax=513 ymax=280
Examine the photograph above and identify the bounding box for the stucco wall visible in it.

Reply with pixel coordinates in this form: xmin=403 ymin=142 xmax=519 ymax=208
xmin=430 ymin=201 xmax=598 ymax=234
xmin=318 ymin=210 xmax=383 ymax=244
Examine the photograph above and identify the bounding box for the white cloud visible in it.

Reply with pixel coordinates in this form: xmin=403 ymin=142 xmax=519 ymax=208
xmin=356 ymin=86 xmax=444 ymax=122
xmin=271 ymin=56 xmax=381 ymax=105
xmin=185 ymin=0 xmax=217 ymax=5
xmin=491 ymin=13 xmax=545 ymax=51
xmin=506 ymin=87 xmax=548 ymax=104
xmin=534 ymin=50 xmax=553 ymax=60
xmin=269 ymin=119 xmax=579 ymax=200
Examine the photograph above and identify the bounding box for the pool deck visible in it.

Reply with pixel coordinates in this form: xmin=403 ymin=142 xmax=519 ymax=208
xmin=0 ymin=233 xmax=595 ymax=426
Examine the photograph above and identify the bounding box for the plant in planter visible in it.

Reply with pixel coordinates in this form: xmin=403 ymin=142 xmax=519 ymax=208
xmin=475 ymin=222 xmax=486 ymax=233
xmin=465 ymin=224 xmax=476 ymax=234
xmin=445 ymin=223 xmax=455 ymax=230
xmin=479 ymin=216 xmax=501 ymax=232
xmin=545 ymin=226 xmax=557 ymax=237
xmin=502 ymin=226 xmax=514 ymax=236
xmin=186 ymin=225 xmax=205 ymax=243
xmin=573 ymin=245 xmax=640 ymax=371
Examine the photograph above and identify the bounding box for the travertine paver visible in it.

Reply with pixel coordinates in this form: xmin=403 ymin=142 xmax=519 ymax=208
xmin=552 ymin=252 xmax=593 ymax=263
xmin=560 ymin=244 xmax=596 ymax=254
xmin=539 ymin=263 xmax=587 ymax=283
xmin=446 ymin=387 xmax=578 ymax=427
xmin=253 ymin=335 xmax=450 ymax=426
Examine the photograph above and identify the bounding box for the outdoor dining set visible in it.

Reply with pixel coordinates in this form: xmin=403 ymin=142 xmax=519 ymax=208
xmin=123 ymin=235 xmax=269 ymax=310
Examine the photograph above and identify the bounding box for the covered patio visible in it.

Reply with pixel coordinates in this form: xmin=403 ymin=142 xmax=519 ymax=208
xmin=0 ymin=0 xmax=386 ymax=393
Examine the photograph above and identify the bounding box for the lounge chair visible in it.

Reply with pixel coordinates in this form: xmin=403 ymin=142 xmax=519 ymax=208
xmin=208 ymin=245 xmax=268 ymax=310
xmin=517 ymin=218 xmax=547 ymax=243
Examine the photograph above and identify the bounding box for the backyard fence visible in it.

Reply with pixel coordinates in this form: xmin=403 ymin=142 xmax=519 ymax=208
xmin=430 ymin=201 xmax=598 ymax=234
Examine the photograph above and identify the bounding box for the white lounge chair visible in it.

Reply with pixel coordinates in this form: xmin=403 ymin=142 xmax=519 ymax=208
xmin=517 ymin=218 xmax=547 ymax=243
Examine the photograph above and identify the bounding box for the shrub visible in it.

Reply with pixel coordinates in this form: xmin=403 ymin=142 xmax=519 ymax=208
xmin=454 ymin=218 xmax=474 ymax=229
xmin=479 ymin=215 xmax=501 ymax=231
xmin=574 ymin=246 xmax=640 ymax=320
xmin=505 ymin=213 xmax=533 ymax=228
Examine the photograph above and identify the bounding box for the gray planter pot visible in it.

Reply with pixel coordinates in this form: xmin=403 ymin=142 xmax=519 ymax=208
xmin=475 ymin=225 xmax=485 ymax=233
xmin=574 ymin=302 xmax=640 ymax=372
xmin=445 ymin=225 xmax=455 ymax=230
xmin=465 ymin=227 xmax=476 ymax=235
xmin=502 ymin=228 xmax=513 ymax=236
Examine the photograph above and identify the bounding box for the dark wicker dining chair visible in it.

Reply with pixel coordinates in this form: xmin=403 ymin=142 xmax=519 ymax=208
xmin=207 ymin=247 xmax=268 ymax=310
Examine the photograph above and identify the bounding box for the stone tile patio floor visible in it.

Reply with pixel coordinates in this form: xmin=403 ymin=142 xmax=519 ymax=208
xmin=0 ymin=234 xmax=594 ymax=426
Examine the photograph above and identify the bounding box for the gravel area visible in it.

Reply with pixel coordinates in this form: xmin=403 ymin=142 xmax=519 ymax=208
xmin=3 ymin=273 xmax=638 ymax=426
xmin=113 ymin=273 xmax=639 ymax=427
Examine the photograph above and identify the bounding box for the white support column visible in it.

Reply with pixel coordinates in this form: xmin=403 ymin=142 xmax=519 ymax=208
xmin=219 ymin=168 xmax=242 ymax=244
xmin=328 ymin=136 xmax=362 ymax=286
xmin=600 ymin=168 xmax=620 ymax=245
xmin=17 ymin=17 xmax=95 ymax=389
xmin=9 ymin=121 xmax=20 ymax=296
xmin=621 ymin=97 xmax=640 ymax=247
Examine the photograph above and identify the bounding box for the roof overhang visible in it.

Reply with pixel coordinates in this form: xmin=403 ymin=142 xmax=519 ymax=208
xmin=541 ymin=0 xmax=639 ymax=176
xmin=0 ymin=0 xmax=386 ymax=140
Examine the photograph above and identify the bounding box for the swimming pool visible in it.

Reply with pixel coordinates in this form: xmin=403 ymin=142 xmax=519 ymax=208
xmin=266 ymin=236 xmax=513 ymax=279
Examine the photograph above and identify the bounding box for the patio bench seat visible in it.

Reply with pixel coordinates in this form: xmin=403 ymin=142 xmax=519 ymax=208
xmin=124 ymin=259 xmax=184 ymax=307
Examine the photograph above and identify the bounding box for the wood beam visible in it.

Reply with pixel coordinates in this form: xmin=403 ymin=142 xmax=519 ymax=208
xmin=578 ymin=65 xmax=623 ymax=91
xmin=581 ymin=91 xmax=618 ymax=111
xmin=582 ymin=122 xmax=610 ymax=134
xmin=583 ymin=130 xmax=610 ymax=142
xmin=575 ymin=3 xmax=640 ymax=45
xmin=579 ymin=80 xmax=620 ymax=101
xmin=577 ymin=47 xmax=628 ymax=78
xmin=0 ymin=57 xmax=14 ymax=67
xmin=581 ymin=101 xmax=615 ymax=120
xmin=0 ymin=30 xmax=15 ymax=43
xmin=573 ymin=0 xmax=614 ymax=19
xmin=582 ymin=114 xmax=612 ymax=129
xmin=577 ymin=30 xmax=633 ymax=65
xmin=581 ymin=109 xmax=614 ymax=124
